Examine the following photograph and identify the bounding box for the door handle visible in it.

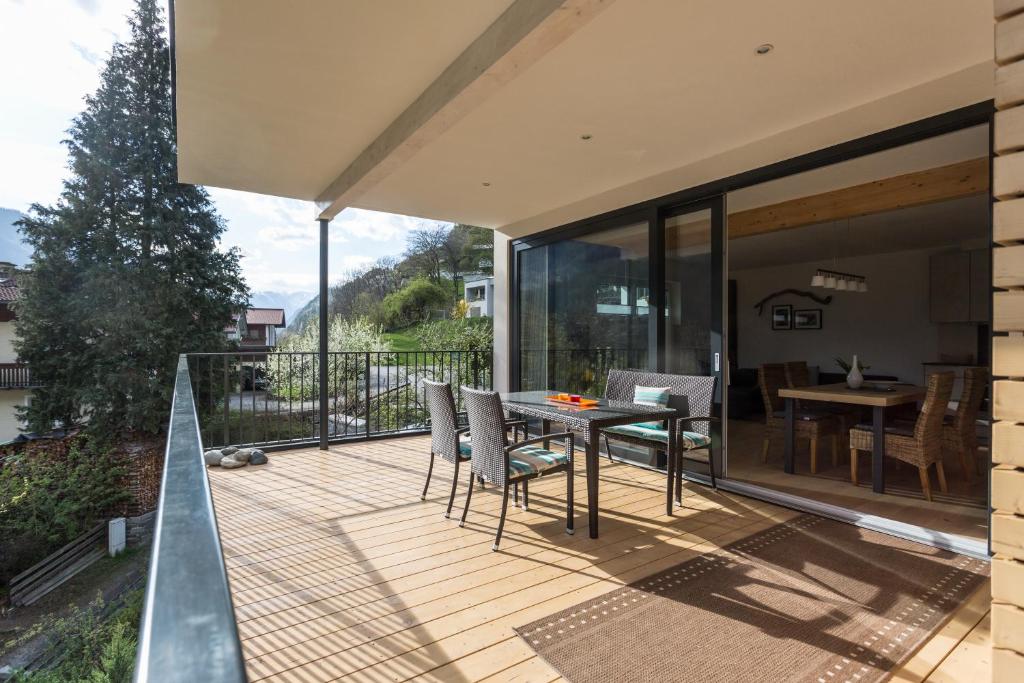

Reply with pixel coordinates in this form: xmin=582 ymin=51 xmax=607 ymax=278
xmin=714 ymin=352 xmax=721 ymax=372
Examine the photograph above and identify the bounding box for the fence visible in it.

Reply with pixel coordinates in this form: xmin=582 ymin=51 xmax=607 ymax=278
xmin=8 ymin=521 xmax=106 ymax=607
xmin=186 ymin=350 xmax=493 ymax=449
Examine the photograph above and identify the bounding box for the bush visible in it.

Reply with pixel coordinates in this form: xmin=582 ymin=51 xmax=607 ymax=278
xmin=380 ymin=279 xmax=448 ymax=330
xmin=0 ymin=440 xmax=128 ymax=584
xmin=10 ymin=590 xmax=142 ymax=683
xmin=414 ymin=317 xmax=493 ymax=352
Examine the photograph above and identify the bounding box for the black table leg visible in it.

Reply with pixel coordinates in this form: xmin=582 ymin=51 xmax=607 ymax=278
xmin=586 ymin=425 xmax=600 ymax=539
xmin=542 ymin=418 xmax=551 ymax=449
xmin=666 ymin=417 xmax=677 ymax=515
xmin=784 ymin=397 xmax=795 ymax=474
xmin=872 ymin=405 xmax=886 ymax=494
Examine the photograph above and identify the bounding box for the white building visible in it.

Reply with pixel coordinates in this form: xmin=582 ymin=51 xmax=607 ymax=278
xmin=463 ymin=274 xmax=494 ymax=318
xmin=0 ymin=262 xmax=32 ymax=442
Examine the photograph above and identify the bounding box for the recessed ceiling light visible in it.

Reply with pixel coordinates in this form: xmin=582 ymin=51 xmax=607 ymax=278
xmin=481 ymin=182 xmax=491 ymax=187
xmin=580 ymin=134 xmax=593 ymax=141
xmin=755 ymin=43 xmax=774 ymax=55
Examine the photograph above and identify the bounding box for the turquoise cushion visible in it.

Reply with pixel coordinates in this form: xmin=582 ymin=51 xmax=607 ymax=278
xmin=604 ymin=423 xmax=669 ymax=443
xmin=604 ymin=424 xmax=711 ymax=450
xmin=634 ymin=385 xmax=670 ymax=428
xmin=508 ymin=445 xmax=570 ymax=477
xmin=458 ymin=439 xmax=472 ymax=458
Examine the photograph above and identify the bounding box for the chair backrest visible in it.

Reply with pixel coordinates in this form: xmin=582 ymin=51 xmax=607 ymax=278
xmin=952 ymin=366 xmax=987 ymax=434
xmin=913 ymin=371 xmax=956 ymax=443
xmin=424 ymin=380 xmax=459 ymax=462
xmin=783 ymin=361 xmax=811 ymax=388
xmin=461 ymin=387 xmax=510 ymax=485
xmin=758 ymin=364 xmax=787 ymax=415
xmin=605 ymin=369 xmax=717 ymax=437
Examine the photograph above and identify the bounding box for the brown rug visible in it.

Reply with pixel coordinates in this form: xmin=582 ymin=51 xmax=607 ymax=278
xmin=515 ymin=515 xmax=988 ymax=683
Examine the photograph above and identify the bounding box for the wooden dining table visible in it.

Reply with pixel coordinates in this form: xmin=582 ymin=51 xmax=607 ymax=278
xmin=500 ymin=391 xmax=680 ymax=539
xmin=777 ymin=382 xmax=926 ymax=494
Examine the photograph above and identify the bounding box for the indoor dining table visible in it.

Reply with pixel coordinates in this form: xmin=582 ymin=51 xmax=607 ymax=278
xmin=777 ymin=382 xmax=927 ymax=494
xmin=501 ymin=390 xmax=680 ymax=538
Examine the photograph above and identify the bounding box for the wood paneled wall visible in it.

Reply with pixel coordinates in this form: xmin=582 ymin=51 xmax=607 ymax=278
xmin=993 ymin=1 xmax=1024 ymax=679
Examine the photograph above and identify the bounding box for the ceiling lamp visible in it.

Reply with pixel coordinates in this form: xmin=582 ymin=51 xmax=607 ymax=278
xmin=810 ymin=269 xmax=867 ymax=293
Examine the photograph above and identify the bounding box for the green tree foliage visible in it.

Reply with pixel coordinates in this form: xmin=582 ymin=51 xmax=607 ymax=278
xmin=0 ymin=440 xmax=128 ymax=584
xmin=380 ymin=279 xmax=449 ymax=330
xmin=14 ymin=0 xmax=247 ymax=435
xmin=414 ymin=317 xmax=493 ymax=352
xmin=10 ymin=590 xmax=143 ymax=683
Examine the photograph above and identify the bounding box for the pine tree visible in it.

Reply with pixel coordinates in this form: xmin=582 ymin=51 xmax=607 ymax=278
xmin=15 ymin=0 xmax=248 ymax=435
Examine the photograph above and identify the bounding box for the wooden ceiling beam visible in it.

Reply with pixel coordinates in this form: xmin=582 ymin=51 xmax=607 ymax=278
xmin=727 ymin=156 xmax=989 ymax=240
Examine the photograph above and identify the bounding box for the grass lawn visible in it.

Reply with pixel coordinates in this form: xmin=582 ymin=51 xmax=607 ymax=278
xmin=383 ymin=328 xmax=421 ymax=352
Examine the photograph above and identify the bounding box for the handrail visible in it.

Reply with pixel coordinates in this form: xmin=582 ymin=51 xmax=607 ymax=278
xmin=134 ymin=355 xmax=246 ymax=682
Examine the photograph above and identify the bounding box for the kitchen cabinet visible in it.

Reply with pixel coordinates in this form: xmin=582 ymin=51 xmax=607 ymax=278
xmin=929 ymin=249 xmax=990 ymax=323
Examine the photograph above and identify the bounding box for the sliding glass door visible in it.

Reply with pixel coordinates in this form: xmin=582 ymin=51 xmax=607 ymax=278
xmin=517 ymin=218 xmax=651 ymax=398
xmin=513 ymin=196 xmax=726 ymax=471
xmin=659 ymin=199 xmax=726 ymax=475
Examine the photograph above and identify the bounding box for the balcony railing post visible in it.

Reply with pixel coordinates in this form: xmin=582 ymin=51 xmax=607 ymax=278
xmin=318 ymin=218 xmax=329 ymax=451
xmin=222 ymin=355 xmax=229 ymax=447
xmin=364 ymin=351 xmax=371 ymax=437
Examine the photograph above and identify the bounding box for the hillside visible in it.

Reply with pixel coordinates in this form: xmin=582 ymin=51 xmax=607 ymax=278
xmin=0 ymin=208 xmax=33 ymax=265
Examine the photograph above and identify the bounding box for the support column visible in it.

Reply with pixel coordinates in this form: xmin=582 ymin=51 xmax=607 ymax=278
xmin=319 ymin=218 xmax=329 ymax=450
xmin=993 ymin=2 xmax=1024 ymax=679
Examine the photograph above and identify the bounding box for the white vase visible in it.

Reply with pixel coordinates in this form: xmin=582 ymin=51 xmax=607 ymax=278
xmin=846 ymin=355 xmax=864 ymax=389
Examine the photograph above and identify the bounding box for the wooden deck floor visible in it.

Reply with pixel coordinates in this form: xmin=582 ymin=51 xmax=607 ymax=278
xmin=207 ymin=435 xmax=990 ymax=683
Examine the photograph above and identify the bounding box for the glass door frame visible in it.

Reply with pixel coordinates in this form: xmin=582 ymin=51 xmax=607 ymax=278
xmin=654 ymin=195 xmax=727 ymax=475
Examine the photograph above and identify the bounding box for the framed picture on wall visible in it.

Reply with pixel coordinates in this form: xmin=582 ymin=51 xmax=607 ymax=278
xmin=794 ymin=308 xmax=822 ymax=330
xmin=771 ymin=304 xmax=792 ymax=330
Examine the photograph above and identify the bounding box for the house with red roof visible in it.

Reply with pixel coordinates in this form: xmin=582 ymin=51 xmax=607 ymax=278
xmin=224 ymin=307 xmax=287 ymax=353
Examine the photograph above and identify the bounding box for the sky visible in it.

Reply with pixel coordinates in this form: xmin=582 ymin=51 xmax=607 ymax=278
xmin=0 ymin=0 xmax=448 ymax=295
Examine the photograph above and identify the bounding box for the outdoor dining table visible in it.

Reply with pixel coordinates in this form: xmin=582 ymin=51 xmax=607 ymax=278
xmin=777 ymin=382 xmax=927 ymax=494
xmin=500 ymin=390 xmax=680 ymax=539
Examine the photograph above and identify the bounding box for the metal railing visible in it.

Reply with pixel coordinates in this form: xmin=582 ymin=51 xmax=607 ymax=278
xmin=186 ymin=350 xmax=493 ymax=449
xmin=0 ymin=362 xmax=34 ymax=388
xmin=134 ymin=355 xmax=246 ymax=682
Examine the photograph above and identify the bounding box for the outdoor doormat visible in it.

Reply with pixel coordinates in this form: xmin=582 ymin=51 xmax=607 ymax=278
xmin=515 ymin=515 xmax=988 ymax=683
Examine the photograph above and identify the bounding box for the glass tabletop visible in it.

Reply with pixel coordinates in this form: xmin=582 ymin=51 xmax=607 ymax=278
xmin=501 ymin=390 xmax=678 ymax=424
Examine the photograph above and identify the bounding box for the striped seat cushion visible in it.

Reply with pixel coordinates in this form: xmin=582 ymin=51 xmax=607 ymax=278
xmin=604 ymin=424 xmax=711 ymax=450
xmin=508 ymin=445 xmax=570 ymax=477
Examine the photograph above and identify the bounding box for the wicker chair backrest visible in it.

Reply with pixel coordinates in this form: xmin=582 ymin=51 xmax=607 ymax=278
xmin=952 ymin=367 xmax=987 ymax=434
xmin=424 ymin=380 xmax=460 ymax=464
xmin=461 ymin=387 xmax=510 ymax=486
xmin=913 ymin=372 xmax=955 ymax=444
xmin=758 ymin=364 xmax=787 ymax=415
xmin=605 ymin=369 xmax=717 ymax=437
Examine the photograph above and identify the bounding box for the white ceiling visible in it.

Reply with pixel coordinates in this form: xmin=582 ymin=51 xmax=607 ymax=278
xmin=174 ymin=0 xmax=993 ymax=234
xmin=173 ymin=0 xmax=515 ymax=199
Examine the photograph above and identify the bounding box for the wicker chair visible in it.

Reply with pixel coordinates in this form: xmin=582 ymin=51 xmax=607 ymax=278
xmin=460 ymin=387 xmax=574 ymax=551
xmin=849 ymin=371 xmax=954 ymax=501
xmin=759 ymin=363 xmax=838 ymax=474
xmin=601 ymin=369 xmax=718 ymax=505
xmin=942 ymin=367 xmax=987 ymax=481
xmin=421 ymin=380 xmax=526 ymax=518
xmin=783 ymin=360 xmax=861 ymax=462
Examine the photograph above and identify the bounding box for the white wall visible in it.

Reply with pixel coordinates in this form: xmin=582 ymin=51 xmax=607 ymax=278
xmin=0 ymin=390 xmax=29 ymax=442
xmin=731 ymin=247 xmax=978 ymax=384
xmin=0 ymin=320 xmax=17 ymax=364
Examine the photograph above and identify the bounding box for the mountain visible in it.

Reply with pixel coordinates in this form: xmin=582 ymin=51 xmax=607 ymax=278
xmin=249 ymin=290 xmax=314 ymax=321
xmin=0 ymin=208 xmax=33 ymax=266
xmin=287 ymin=294 xmax=319 ymax=333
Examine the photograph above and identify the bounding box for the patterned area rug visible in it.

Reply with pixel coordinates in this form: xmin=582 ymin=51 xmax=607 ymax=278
xmin=515 ymin=515 xmax=988 ymax=683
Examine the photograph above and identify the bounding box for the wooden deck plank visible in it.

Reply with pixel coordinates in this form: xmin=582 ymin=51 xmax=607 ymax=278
xmin=206 ymin=436 xmax=989 ymax=683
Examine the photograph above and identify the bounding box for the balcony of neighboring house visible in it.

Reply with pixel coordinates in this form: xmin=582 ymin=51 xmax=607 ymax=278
xmin=0 ymin=362 xmax=36 ymax=389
